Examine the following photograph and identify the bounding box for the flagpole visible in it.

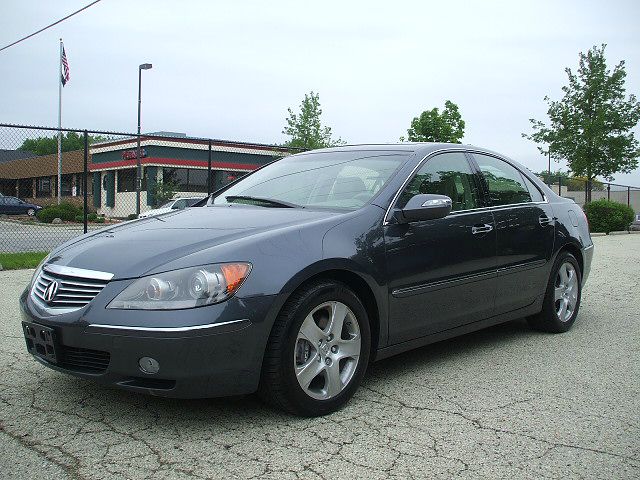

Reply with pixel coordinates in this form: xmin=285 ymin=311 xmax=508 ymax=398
xmin=57 ymin=38 xmax=63 ymax=205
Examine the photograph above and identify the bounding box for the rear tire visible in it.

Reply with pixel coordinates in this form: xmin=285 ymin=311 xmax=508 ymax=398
xmin=527 ymin=251 xmax=582 ymax=333
xmin=258 ymin=280 xmax=371 ymax=416
xmin=27 ymin=208 xmax=35 ymax=216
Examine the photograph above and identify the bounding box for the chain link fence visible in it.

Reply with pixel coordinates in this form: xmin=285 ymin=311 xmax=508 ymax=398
xmin=1 ymin=123 xmax=639 ymax=254
xmin=541 ymin=174 xmax=640 ymax=215
xmin=0 ymin=124 xmax=292 ymax=254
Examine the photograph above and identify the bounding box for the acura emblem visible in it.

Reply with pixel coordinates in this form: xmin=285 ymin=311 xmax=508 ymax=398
xmin=43 ymin=281 xmax=59 ymax=303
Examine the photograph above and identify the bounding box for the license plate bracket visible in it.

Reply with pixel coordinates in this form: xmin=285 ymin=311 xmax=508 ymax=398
xmin=22 ymin=321 xmax=58 ymax=364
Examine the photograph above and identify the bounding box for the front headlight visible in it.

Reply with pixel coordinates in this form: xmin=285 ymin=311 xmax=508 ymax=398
xmin=107 ymin=263 xmax=251 ymax=310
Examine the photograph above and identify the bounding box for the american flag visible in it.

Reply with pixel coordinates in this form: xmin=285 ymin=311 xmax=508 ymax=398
xmin=61 ymin=45 xmax=70 ymax=86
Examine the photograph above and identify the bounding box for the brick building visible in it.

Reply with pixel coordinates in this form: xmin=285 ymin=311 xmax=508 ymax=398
xmin=0 ymin=149 xmax=89 ymax=206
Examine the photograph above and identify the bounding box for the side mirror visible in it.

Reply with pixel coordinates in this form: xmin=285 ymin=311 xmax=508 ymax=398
xmin=395 ymin=194 xmax=452 ymax=224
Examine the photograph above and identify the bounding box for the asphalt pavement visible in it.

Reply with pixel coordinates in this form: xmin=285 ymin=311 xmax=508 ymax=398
xmin=0 ymin=234 xmax=638 ymax=479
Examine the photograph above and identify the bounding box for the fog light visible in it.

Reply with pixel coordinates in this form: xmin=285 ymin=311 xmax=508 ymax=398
xmin=139 ymin=357 xmax=160 ymax=374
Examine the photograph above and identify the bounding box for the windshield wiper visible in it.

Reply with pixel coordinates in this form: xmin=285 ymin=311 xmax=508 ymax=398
xmin=225 ymin=195 xmax=300 ymax=208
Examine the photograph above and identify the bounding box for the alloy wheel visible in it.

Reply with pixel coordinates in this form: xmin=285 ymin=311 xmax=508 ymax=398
xmin=293 ymin=301 xmax=361 ymax=400
xmin=554 ymin=262 xmax=578 ymax=322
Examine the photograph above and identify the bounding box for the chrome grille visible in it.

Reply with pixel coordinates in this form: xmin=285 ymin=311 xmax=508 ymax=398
xmin=32 ymin=264 xmax=113 ymax=313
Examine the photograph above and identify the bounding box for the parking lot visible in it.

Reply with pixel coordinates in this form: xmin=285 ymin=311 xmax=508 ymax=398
xmin=0 ymin=220 xmax=106 ymax=253
xmin=0 ymin=234 xmax=638 ymax=479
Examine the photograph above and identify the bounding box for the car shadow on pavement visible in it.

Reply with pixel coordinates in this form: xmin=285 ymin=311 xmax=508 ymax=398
xmin=42 ymin=317 xmax=541 ymax=425
xmin=366 ymin=317 xmax=537 ymax=379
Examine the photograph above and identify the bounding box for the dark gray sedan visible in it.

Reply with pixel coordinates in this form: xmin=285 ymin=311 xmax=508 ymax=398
xmin=20 ymin=144 xmax=593 ymax=416
xmin=0 ymin=196 xmax=42 ymax=216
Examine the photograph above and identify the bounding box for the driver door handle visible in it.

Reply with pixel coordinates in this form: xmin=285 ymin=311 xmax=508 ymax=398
xmin=471 ymin=224 xmax=493 ymax=235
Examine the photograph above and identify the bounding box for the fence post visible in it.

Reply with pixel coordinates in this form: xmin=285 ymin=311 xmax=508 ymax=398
xmin=558 ymin=176 xmax=561 ymax=196
xmin=607 ymin=183 xmax=610 ymax=201
xmin=207 ymin=139 xmax=212 ymax=195
xmin=629 ymin=186 xmax=631 ymax=207
xmin=83 ymin=130 xmax=88 ymax=234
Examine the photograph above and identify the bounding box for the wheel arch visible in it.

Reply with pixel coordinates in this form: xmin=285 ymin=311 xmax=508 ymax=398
xmin=271 ymin=262 xmax=385 ymax=362
xmin=555 ymin=241 xmax=584 ymax=277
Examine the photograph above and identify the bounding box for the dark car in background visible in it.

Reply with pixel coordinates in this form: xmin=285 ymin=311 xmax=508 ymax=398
xmin=0 ymin=196 xmax=42 ymax=216
xmin=20 ymin=143 xmax=593 ymax=416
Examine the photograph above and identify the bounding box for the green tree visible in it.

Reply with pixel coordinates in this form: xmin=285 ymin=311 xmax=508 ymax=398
xmin=148 ymin=180 xmax=178 ymax=208
xmin=523 ymin=44 xmax=640 ymax=201
xmin=282 ymin=91 xmax=344 ymax=150
xmin=19 ymin=132 xmax=113 ymax=155
xmin=403 ymin=100 xmax=465 ymax=143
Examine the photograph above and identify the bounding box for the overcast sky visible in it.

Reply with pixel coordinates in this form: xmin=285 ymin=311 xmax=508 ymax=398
xmin=1 ymin=0 xmax=639 ymax=184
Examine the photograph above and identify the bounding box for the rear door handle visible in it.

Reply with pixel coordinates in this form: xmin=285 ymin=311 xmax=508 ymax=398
xmin=471 ymin=224 xmax=493 ymax=235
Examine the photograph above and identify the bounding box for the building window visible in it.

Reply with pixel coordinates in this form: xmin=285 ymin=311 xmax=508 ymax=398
xmin=188 ymin=169 xmax=208 ymax=192
xmin=117 ymin=168 xmax=146 ymax=192
xmin=61 ymin=174 xmax=74 ymax=197
xmin=36 ymin=177 xmax=52 ymax=198
xmin=18 ymin=179 xmax=32 ymax=198
xmin=0 ymin=179 xmax=15 ymax=196
xmin=221 ymin=170 xmax=241 ymax=186
xmin=162 ymin=167 xmax=208 ymax=192
xmin=75 ymin=173 xmax=84 ymax=196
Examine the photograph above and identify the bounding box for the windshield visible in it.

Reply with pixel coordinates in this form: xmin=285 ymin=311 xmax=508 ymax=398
xmin=158 ymin=201 xmax=174 ymax=209
xmin=211 ymin=151 xmax=409 ymax=210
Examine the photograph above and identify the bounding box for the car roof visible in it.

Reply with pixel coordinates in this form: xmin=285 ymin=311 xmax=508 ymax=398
xmin=298 ymin=142 xmax=507 ymax=158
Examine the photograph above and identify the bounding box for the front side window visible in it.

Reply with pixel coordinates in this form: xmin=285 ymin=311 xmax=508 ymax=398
xmin=212 ymin=151 xmax=409 ymax=210
xmin=397 ymin=152 xmax=480 ymax=211
xmin=474 ymin=154 xmax=532 ymax=206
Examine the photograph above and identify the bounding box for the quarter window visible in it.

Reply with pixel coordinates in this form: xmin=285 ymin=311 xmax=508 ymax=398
xmin=522 ymin=175 xmax=544 ymax=202
xmin=474 ymin=154 xmax=532 ymax=206
xmin=397 ymin=152 xmax=480 ymax=211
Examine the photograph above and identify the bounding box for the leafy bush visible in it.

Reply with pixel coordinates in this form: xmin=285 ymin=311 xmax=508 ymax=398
xmin=584 ymin=199 xmax=634 ymax=234
xmin=74 ymin=215 xmax=84 ymax=223
xmin=149 ymin=180 xmax=178 ymax=208
xmin=37 ymin=202 xmax=83 ymax=224
xmin=95 ymin=217 xmax=105 ymax=224
xmin=88 ymin=212 xmax=98 ymax=222
xmin=127 ymin=213 xmax=138 ymax=220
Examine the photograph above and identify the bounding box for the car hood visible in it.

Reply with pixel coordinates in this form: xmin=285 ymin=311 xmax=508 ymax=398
xmin=49 ymin=205 xmax=341 ymax=279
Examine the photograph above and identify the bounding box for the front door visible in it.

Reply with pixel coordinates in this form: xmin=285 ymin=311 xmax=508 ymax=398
xmin=385 ymin=152 xmax=497 ymax=345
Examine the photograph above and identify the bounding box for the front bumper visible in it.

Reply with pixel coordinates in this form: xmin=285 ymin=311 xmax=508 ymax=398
xmin=19 ymin=287 xmax=278 ymax=398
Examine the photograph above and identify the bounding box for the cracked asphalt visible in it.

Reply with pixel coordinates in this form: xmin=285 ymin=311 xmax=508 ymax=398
xmin=1 ymin=234 xmax=639 ymax=479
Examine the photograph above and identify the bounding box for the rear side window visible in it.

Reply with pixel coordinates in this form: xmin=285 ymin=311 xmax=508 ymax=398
xmin=397 ymin=152 xmax=480 ymax=211
xmin=474 ymin=154 xmax=532 ymax=206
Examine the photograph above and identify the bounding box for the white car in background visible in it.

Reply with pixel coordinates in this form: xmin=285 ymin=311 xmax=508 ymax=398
xmin=138 ymin=197 xmax=203 ymax=219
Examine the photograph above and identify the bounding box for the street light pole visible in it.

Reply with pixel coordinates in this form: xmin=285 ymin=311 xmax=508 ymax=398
xmin=136 ymin=63 xmax=152 ymax=216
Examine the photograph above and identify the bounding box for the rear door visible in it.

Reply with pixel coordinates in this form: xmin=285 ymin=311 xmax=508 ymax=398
xmin=385 ymin=151 xmax=497 ymax=344
xmin=470 ymin=153 xmax=555 ymax=314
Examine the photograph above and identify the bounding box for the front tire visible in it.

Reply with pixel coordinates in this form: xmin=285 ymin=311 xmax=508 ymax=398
xmin=27 ymin=208 xmax=35 ymax=216
xmin=527 ymin=251 xmax=582 ymax=333
xmin=259 ymin=280 xmax=371 ymax=416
